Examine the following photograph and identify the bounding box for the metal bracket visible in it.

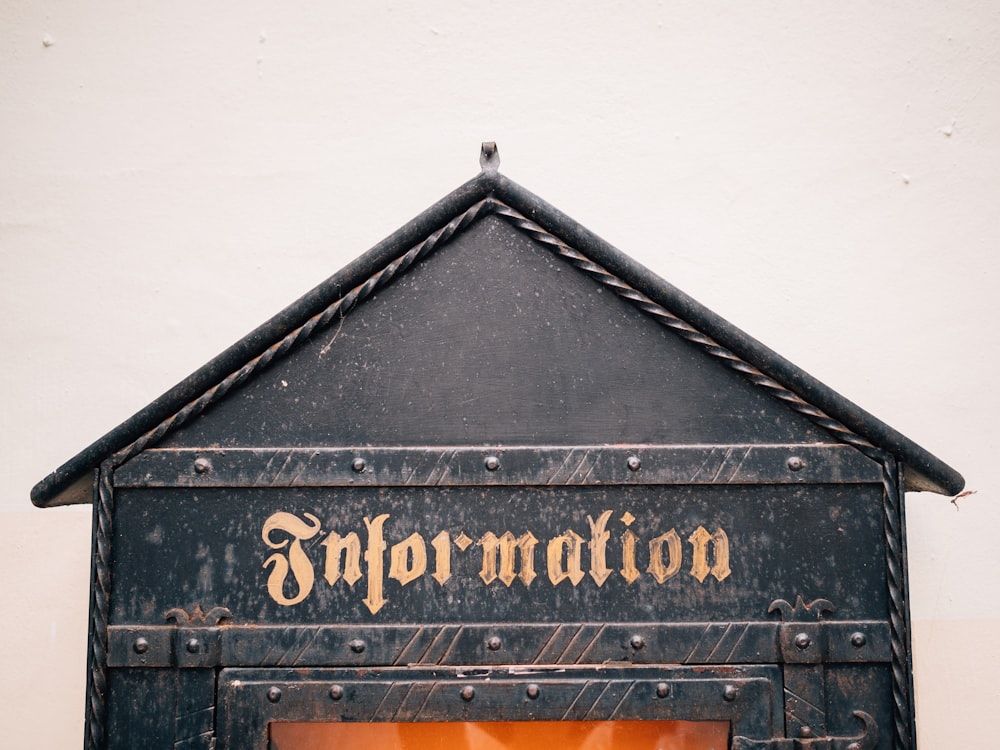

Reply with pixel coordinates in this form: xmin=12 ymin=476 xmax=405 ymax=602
xmin=732 ymin=710 xmax=878 ymax=750
xmin=769 ymin=597 xmax=836 ymax=740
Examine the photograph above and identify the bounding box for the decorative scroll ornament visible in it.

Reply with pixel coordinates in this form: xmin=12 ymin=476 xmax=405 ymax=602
xmin=164 ymin=604 xmax=233 ymax=626
xmin=768 ymin=596 xmax=835 ymax=622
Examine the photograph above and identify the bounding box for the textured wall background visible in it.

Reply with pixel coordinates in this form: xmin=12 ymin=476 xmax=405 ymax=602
xmin=3 ymin=2 xmax=997 ymax=746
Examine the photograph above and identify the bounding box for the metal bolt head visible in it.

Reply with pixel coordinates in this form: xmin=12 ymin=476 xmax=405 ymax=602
xmin=484 ymin=455 xmax=500 ymax=471
xmin=267 ymin=686 xmax=282 ymax=703
xmin=186 ymin=638 xmax=201 ymax=654
xmin=626 ymin=455 xmax=641 ymax=472
xmin=794 ymin=633 xmax=812 ymax=650
xmin=193 ymin=457 xmax=212 ymax=474
xmin=487 ymin=636 xmax=502 ymax=651
xmin=349 ymin=639 xmax=366 ymax=654
xmin=799 ymin=726 xmax=814 ymax=738
xmin=133 ymin=637 xmax=149 ymax=655
xmin=656 ymin=682 xmax=670 ymax=698
xmin=723 ymin=684 xmax=738 ymax=702
xmin=851 ymin=632 xmax=867 ymax=648
xmin=351 ymin=457 xmax=366 ymax=473
xmin=847 ymin=743 xmax=861 ymax=750
xmin=526 ymin=684 xmax=540 ymax=700
xmin=786 ymin=456 xmax=805 ymax=472
xmin=330 ymin=685 xmax=344 ymax=701
xmin=460 ymin=685 xmax=475 ymax=702
xmin=630 ymin=634 xmax=645 ymax=650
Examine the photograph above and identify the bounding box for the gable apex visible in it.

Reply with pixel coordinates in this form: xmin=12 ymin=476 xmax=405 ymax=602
xmin=31 ymin=148 xmax=964 ymax=506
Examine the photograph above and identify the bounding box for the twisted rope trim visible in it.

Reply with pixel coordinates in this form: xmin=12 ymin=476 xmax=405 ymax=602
xmin=85 ymin=464 xmax=114 ymax=750
xmin=880 ymin=454 xmax=913 ymax=750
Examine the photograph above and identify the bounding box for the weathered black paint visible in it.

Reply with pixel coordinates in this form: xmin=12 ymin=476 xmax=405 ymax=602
xmin=34 ymin=147 xmax=962 ymax=749
xmin=109 ymin=483 xmax=887 ymax=626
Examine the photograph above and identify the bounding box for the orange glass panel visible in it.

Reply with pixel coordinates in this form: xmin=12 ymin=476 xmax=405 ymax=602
xmin=270 ymin=720 xmax=730 ymax=750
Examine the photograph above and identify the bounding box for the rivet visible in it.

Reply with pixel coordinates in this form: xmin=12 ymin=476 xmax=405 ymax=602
xmin=267 ymin=686 xmax=282 ymax=703
xmin=133 ymin=637 xmax=149 ymax=655
xmin=851 ymin=632 xmax=867 ymax=648
xmin=351 ymin=457 xmax=366 ymax=473
xmin=786 ymin=456 xmax=805 ymax=472
xmin=723 ymin=685 xmax=738 ymax=702
xmin=330 ymin=685 xmax=344 ymax=701
xmin=487 ymin=636 xmax=502 ymax=651
xmin=626 ymin=455 xmax=641 ymax=472
xmin=193 ymin=457 xmax=212 ymax=474
xmin=349 ymin=639 xmax=366 ymax=654
xmin=847 ymin=743 xmax=862 ymax=750
xmin=484 ymin=455 xmax=500 ymax=471
xmin=794 ymin=633 xmax=812 ymax=650
xmin=186 ymin=638 xmax=201 ymax=654
xmin=800 ymin=726 xmax=814 ymax=738
xmin=656 ymin=682 xmax=670 ymax=698
xmin=526 ymin=684 xmax=540 ymax=700
xmin=461 ymin=685 xmax=475 ymax=701
xmin=630 ymin=634 xmax=645 ymax=650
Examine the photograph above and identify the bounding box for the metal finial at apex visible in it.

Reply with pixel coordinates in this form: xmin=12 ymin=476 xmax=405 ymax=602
xmin=479 ymin=141 xmax=499 ymax=172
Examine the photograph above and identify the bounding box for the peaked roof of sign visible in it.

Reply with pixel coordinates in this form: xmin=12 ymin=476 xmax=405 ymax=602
xmin=31 ymin=162 xmax=965 ymax=507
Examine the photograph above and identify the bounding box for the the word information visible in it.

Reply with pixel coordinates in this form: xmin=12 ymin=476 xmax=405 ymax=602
xmin=262 ymin=509 xmax=731 ymax=614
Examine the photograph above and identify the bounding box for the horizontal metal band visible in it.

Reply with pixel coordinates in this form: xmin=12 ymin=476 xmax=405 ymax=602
xmin=108 ymin=620 xmax=890 ymax=669
xmin=215 ymin=665 xmax=783 ymax=749
xmin=114 ymin=444 xmax=881 ymax=488
xmin=219 ymin=666 xmax=778 ymax=748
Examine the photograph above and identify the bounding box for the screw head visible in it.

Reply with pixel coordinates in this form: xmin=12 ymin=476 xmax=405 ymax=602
xmin=630 ymin=634 xmax=645 ymax=650
xmin=193 ymin=457 xmax=212 ymax=474
xmin=133 ymin=637 xmax=149 ymax=655
xmin=351 ymin=457 xmax=366 ymax=473
xmin=484 ymin=455 xmax=500 ymax=471
xmin=786 ymin=456 xmax=805 ymax=472
xmin=800 ymin=726 xmax=814 ymax=738
xmin=526 ymin=684 xmax=540 ymax=700
xmin=851 ymin=632 xmax=867 ymax=648
xmin=626 ymin=455 xmax=641 ymax=472
xmin=794 ymin=633 xmax=812 ymax=650
xmin=487 ymin=636 xmax=502 ymax=651
xmin=349 ymin=639 xmax=366 ymax=654
xmin=656 ymin=682 xmax=670 ymax=698
xmin=186 ymin=638 xmax=201 ymax=654
xmin=723 ymin=684 xmax=738 ymax=702
xmin=267 ymin=686 xmax=282 ymax=703
xmin=330 ymin=685 xmax=344 ymax=701
xmin=460 ymin=685 xmax=475 ymax=701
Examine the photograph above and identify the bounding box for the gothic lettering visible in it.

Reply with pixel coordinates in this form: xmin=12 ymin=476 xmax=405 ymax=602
xmin=479 ymin=531 xmax=538 ymax=586
xmin=547 ymin=529 xmax=585 ymax=586
xmin=261 ymin=511 xmax=322 ymax=606
xmin=259 ymin=509 xmax=735 ymax=612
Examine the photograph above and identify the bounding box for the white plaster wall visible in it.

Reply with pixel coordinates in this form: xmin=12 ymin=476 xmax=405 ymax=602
xmin=2 ymin=2 xmax=997 ymax=747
